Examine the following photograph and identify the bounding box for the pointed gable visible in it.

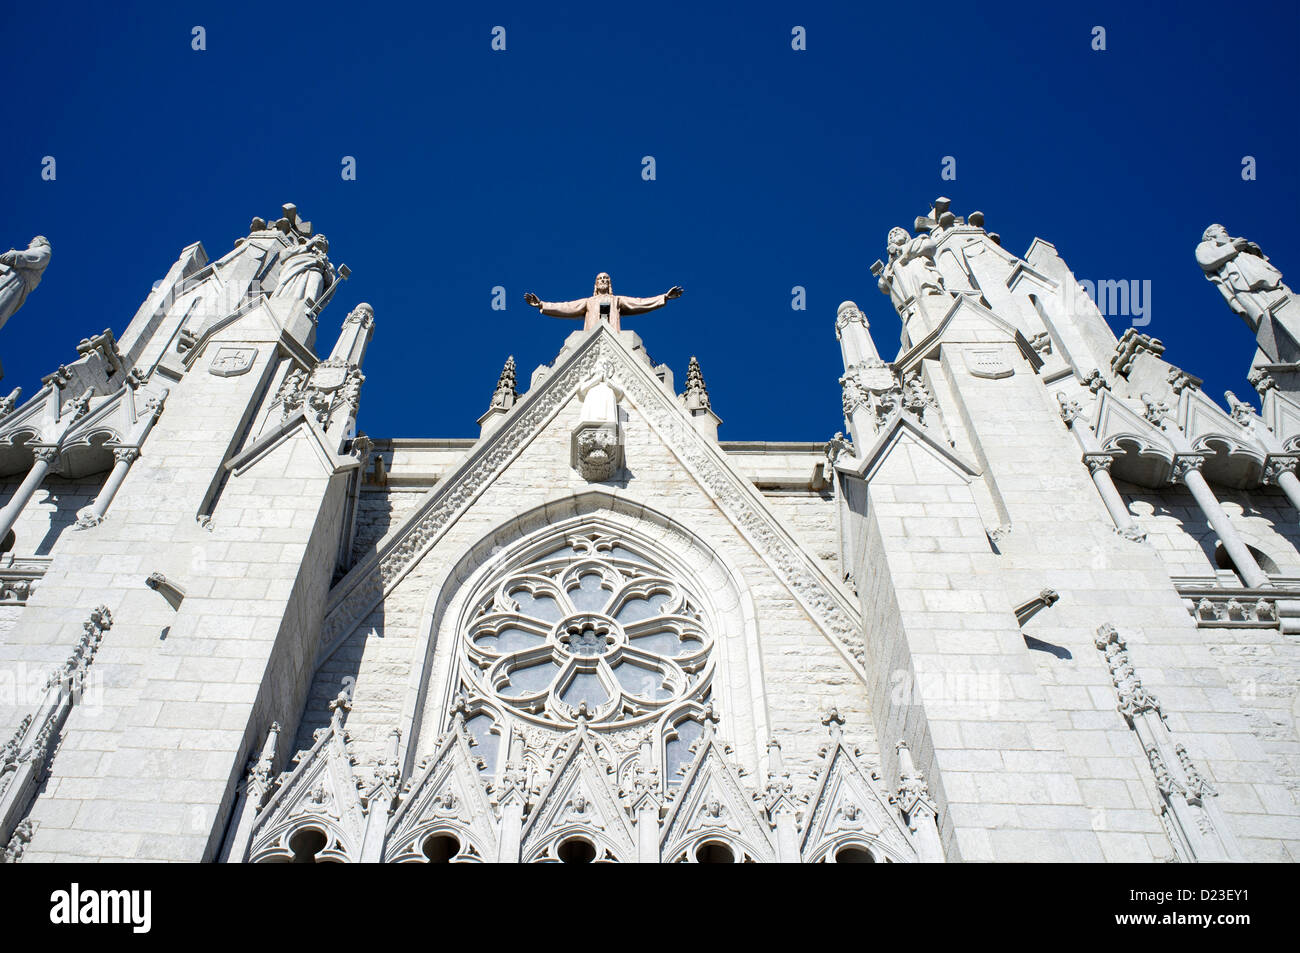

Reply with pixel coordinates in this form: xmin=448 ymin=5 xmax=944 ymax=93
xmin=384 ymin=718 xmax=498 ymax=862
xmin=840 ymin=414 xmax=980 ymax=487
xmin=1263 ymin=388 xmax=1300 ymax=452
xmin=320 ymin=325 xmax=868 ymax=678
xmin=898 ymin=294 xmax=1045 ymax=372
xmin=1176 ymin=388 xmax=1266 ymax=487
xmin=248 ymin=697 xmax=367 ymax=862
xmin=801 ymin=717 xmax=914 ymax=864
xmin=519 ymin=724 xmax=636 ymax=862
xmin=660 ymin=718 xmax=776 ymax=863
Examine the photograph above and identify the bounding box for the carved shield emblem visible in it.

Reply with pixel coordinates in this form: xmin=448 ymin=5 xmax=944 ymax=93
xmin=308 ymin=360 xmax=350 ymax=393
xmin=209 ymin=347 xmax=256 ymax=377
xmin=968 ymin=350 xmax=1014 ymax=380
xmin=856 ymin=359 xmax=898 ymax=393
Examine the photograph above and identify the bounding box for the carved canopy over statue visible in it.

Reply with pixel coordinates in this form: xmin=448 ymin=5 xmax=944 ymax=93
xmin=0 ymin=236 xmax=52 ymax=332
xmin=1196 ymin=225 xmax=1290 ymax=331
xmin=525 ymin=272 xmax=683 ymax=332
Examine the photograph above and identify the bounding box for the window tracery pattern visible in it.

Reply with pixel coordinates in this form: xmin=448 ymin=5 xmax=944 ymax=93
xmin=460 ymin=531 xmax=714 ymax=729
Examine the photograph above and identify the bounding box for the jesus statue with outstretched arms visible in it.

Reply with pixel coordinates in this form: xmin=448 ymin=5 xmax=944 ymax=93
xmin=525 ymin=272 xmax=683 ymax=332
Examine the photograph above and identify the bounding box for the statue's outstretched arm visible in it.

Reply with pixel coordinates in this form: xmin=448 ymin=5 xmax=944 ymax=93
xmin=617 ymin=293 xmax=670 ymax=314
xmin=529 ymin=295 xmax=588 ymax=318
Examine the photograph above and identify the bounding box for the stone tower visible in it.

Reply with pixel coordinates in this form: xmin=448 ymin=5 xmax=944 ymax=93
xmin=1 ymin=199 xmax=1297 ymax=863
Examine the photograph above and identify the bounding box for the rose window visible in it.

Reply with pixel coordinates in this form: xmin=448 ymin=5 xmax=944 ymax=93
xmin=463 ymin=533 xmax=713 ymax=727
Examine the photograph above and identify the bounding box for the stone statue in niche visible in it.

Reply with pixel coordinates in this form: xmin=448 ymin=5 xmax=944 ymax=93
xmin=0 ymin=236 xmax=52 ymax=332
xmin=573 ymin=371 xmax=624 ymax=481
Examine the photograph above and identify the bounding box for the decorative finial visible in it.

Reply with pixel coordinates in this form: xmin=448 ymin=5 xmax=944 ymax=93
xmin=491 ymin=356 xmax=518 ymax=410
xmin=345 ymin=302 xmax=375 ymax=328
xmin=681 ymin=356 xmax=711 ymax=411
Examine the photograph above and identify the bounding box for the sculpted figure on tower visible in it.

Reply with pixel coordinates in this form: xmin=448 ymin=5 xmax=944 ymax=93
xmin=0 ymin=236 xmax=52 ymax=332
xmin=525 ymin=272 xmax=682 ymax=332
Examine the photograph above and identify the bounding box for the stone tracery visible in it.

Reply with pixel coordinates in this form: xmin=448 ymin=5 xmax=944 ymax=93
xmin=458 ymin=530 xmax=714 ymax=730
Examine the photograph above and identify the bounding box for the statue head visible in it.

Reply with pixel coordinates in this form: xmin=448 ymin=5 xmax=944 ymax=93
xmin=1202 ymin=224 xmax=1229 ymax=244
xmin=593 ymin=272 xmax=612 ymax=295
xmin=887 ymin=227 xmax=910 ymax=249
xmin=30 ymin=236 xmax=50 ymax=248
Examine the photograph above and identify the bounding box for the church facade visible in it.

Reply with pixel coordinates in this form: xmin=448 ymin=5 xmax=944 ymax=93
xmin=1 ymin=199 xmax=1298 ymax=863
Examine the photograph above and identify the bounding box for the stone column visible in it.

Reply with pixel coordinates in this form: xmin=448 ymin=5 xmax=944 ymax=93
xmin=330 ymin=302 xmax=375 ymax=366
xmin=1084 ymin=454 xmax=1146 ymax=541
xmin=1175 ymin=458 xmax=1270 ymax=588
xmin=76 ymin=448 xmax=139 ymax=529
xmin=837 ymin=302 xmax=893 ymax=451
xmin=1057 ymin=393 xmax=1146 ymax=540
xmin=835 ymin=300 xmax=878 ymax=368
xmin=1263 ymin=457 xmax=1300 ymax=516
xmin=0 ymin=446 xmax=57 ymax=543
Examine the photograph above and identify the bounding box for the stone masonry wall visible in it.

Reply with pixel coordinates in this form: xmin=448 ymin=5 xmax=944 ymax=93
xmin=300 ymin=379 xmax=876 ymax=794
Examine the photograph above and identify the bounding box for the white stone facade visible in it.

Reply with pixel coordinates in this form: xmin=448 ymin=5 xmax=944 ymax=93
xmin=1 ymin=200 xmax=1297 ymax=863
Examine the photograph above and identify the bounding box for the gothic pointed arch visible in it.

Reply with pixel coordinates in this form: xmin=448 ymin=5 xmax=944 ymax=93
xmin=383 ymin=708 xmax=497 ymax=863
xmin=519 ymin=722 xmax=637 ymax=863
xmin=659 ymin=713 xmax=777 ymax=864
xmin=402 ymin=491 xmax=770 ymax=809
xmin=801 ymin=714 xmax=916 ymax=864
xmin=247 ymin=697 xmax=366 ymax=863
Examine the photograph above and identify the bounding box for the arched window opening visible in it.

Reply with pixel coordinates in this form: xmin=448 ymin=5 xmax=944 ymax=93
xmin=422 ymin=833 xmax=460 ymax=863
xmin=288 ymin=827 xmax=328 ymax=863
xmin=835 ymin=845 xmax=875 ymax=863
xmin=695 ymin=840 xmax=735 ymax=864
xmin=1214 ymin=541 xmax=1279 ymax=584
xmin=464 ymin=712 xmax=500 ymax=775
xmin=663 ymin=715 xmax=705 ymax=786
xmin=557 ymin=837 xmax=596 ymax=864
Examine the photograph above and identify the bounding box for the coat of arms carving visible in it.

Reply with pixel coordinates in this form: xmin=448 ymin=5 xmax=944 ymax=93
xmin=209 ymin=346 xmax=257 ymax=377
xmin=308 ymin=359 xmax=351 ymax=393
xmin=968 ymin=350 xmax=1014 ymax=379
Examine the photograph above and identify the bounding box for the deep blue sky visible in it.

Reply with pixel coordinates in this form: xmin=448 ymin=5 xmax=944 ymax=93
xmin=3 ymin=1 xmax=1297 ymax=440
